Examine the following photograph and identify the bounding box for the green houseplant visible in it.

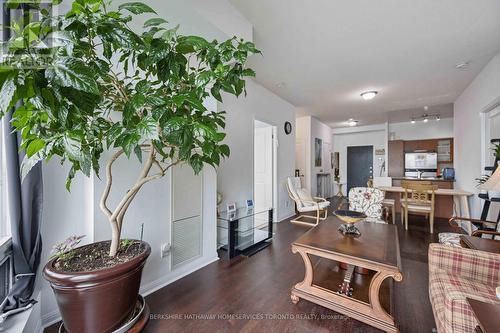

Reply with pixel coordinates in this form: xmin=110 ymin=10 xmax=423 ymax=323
xmin=0 ymin=0 xmax=259 ymax=331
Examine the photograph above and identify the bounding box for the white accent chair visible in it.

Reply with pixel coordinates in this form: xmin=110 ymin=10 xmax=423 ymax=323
xmin=372 ymin=177 xmax=396 ymax=224
xmin=286 ymin=177 xmax=330 ymax=227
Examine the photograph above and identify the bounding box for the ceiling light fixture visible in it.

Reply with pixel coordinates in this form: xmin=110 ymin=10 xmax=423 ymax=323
xmin=410 ymin=113 xmax=441 ymax=124
xmin=347 ymin=119 xmax=358 ymax=127
xmin=360 ymin=91 xmax=378 ymax=100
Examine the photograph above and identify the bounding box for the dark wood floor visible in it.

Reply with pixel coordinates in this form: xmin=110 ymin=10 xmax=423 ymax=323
xmin=46 ymin=204 xmax=451 ymax=333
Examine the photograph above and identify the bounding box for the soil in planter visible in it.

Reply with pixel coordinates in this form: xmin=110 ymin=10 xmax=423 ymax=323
xmin=54 ymin=241 xmax=145 ymax=273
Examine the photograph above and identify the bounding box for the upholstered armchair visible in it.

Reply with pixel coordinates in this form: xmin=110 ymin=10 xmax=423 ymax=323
xmin=428 ymin=243 xmax=500 ymax=333
xmin=338 ymin=187 xmax=387 ymax=223
xmin=286 ymin=177 xmax=330 ymax=227
xmin=439 ymin=216 xmax=500 ymax=246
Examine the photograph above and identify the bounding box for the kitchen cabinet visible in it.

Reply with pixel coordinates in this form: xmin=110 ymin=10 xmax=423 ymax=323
xmin=388 ymin=138 xmax=454 ymax=178
xmin=388 ymin=140 xmax=405 ymax=177
xmin=404 ymin=139 xmax=437 ymax=153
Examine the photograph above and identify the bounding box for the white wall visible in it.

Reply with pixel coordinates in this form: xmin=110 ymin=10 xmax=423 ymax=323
xmin=389 ymin=117 xmax=454 ymax=141
xmin=332 ymin=127 xmax=387 ymax=184
xmin=454 ymin=52 xmax=500 ymax=217
xmin=217 ymin=79 xmax=297 ymax=221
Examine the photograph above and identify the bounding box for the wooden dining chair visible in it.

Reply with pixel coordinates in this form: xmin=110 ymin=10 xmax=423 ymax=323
xmin=401 ymin=181 xmax=438 ymax=233
xmin=372 ymin=177 xmax=396 ymax=224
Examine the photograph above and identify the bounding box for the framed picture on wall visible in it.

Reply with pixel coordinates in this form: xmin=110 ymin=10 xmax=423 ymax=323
xmin=314 ymin=138 xmax=322 ymax=167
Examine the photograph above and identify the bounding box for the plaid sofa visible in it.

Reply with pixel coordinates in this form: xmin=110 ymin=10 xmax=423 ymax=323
xmin=428 ymin=243 xmax=500 ymax=333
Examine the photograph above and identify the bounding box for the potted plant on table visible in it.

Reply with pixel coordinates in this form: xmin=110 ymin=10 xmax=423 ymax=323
xmin=0 ymin=0 xmax=259 ymax=331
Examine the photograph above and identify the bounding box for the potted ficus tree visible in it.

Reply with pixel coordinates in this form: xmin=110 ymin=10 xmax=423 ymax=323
xmin=0 ymin=0 xmax=259 ymax=331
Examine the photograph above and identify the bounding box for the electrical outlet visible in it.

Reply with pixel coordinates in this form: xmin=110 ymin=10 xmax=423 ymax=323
xmin=161 ymin=243 xmax=171 ymax=258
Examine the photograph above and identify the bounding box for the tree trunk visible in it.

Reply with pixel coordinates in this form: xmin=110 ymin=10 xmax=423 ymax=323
xmin=109 ymin=220 xmax=120 ymax=257
xmin=100 ymin=143 xmax=172 ymax=257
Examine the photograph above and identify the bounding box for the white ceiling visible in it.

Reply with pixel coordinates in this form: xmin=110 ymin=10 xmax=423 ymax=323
xmin=229 ymin=0 xmax=500 ymax=128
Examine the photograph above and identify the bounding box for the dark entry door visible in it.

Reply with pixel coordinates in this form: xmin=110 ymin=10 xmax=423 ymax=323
xmin=347 ymin=146 xmax=373 ymax=193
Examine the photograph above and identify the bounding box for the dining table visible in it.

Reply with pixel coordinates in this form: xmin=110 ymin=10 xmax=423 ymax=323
xmin=376 ymin=186 xmax=474 ymax=230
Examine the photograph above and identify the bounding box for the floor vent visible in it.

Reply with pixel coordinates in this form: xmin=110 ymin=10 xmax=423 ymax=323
xmin=172 ymin=215 xmax=202 ymax=268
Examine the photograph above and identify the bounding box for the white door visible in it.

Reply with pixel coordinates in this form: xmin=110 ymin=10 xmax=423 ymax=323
xmin=254 ymin=126 xmax=273 ymax=213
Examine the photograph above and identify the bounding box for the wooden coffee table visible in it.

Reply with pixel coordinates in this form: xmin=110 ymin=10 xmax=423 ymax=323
xmin=460 ymin=235 xmax=500 ymax=254
xmin=291 ymin=217 xmax=403 ymax=333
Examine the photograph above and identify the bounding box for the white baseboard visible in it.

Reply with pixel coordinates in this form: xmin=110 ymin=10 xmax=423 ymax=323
xmin=140 ymin=256 xmax=219 ymax=296
xmin=278 ymin=212 xmax=296 ymax=222
xmin=40 ymin=309 xmax=62 ymax=331
xmin=40 ymin=256 xmax=220 ymax=331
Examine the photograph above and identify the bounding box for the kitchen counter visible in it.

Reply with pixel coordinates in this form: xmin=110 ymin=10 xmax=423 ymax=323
xmin=391 ymin=177 xmax=455 ymax=182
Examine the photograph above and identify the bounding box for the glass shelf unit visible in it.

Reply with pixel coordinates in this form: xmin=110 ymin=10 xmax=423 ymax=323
xmin=217 ymin=208 xmax=273 ymax=259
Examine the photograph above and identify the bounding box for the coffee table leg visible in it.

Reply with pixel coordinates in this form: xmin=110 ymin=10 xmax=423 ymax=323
xmin=369 ymin=271 xmax=403 ymax=325
xmin=291 ymin=293 xmax=300 ymax=304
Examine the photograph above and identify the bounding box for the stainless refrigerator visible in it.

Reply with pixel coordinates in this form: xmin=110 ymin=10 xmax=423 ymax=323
xmin=404 ymin=153 xmax=438 ymax=178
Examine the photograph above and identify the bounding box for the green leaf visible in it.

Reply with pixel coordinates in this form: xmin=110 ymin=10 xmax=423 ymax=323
xmin=134 ymin=145 xmax=143 ymax=162
xmin=176 ymin=36 xmax=210 ymax=54
xmin=211 ymin=84 xmax=222 ymax=103
xmin=65 ymin=166 xmax=76 ymax=191
xmin=143 ymin=18 xmax=167 ymax=28
xmin=45 ymin=57 xmax=99 ymax=95
xmin=118 ymin=2 xmax=156 ymax=15
xmin=80 ymin=151 xmax=92 ymax=177
xmin=190 ymin=154 xmax=203 ymax=174
xmin=136 ymin=116 xmax=158 ymax=140
xmin=220 ymin=144 xmax=230 ymax=157
xmin=0 ymin=74 xmax=16 ymax=114
xmin=26 ymin=139 xmax=46 ymax=157
xmin=214 ymin=132 xmax=226 ymax=142
xmin=63 ymin=135 xmax=83 ymax=161
xmin=20 ymin=155 xmax=42 ymax=182
xmin=122 ymin=133 xmax=140 ymax=158
xmin=46 ymin=31 xmax=73 ymax=49
xmin=242 ymin=68 xmax=256 ymax=77
xmin=161 ymin=25 xmax=179 ymax=41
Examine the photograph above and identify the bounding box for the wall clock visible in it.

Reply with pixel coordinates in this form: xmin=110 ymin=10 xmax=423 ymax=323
xmin=284 ymin=121 xmax=292 ymax=135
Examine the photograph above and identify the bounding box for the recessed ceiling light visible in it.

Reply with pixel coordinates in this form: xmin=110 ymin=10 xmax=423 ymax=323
xmin=436 ymin=115 xmax=440 ymax=121
xmin=423 ymin=117 xmax=429 ymax=123
xmin=424 ymin=106 xmax=429 ymax=111
xmin=411 ymin=119 xmax=416 ymax=124
xmin=347 ymin=119 xmax=358 ymax=127
xmin=360 ymin=91 xmax=378 ymax=100
xmin=455 ymin=62 xmax=470 ymax=70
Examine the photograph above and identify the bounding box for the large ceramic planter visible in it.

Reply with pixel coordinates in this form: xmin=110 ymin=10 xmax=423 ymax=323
xmin=43 ymin=241 xmax=151 ymax=333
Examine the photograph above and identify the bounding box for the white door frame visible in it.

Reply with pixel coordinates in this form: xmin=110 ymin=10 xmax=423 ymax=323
xmin=480 ymin=104 xmax=500 ymax=172
xmin=253 ymin=119 xmax=278 ymax=223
